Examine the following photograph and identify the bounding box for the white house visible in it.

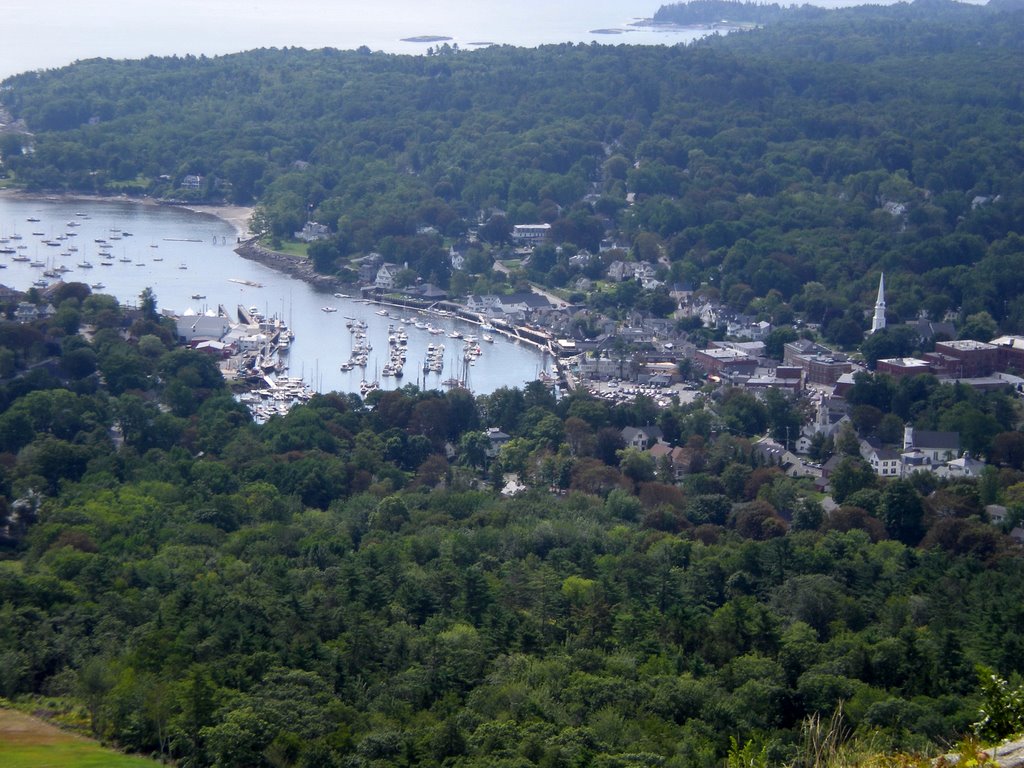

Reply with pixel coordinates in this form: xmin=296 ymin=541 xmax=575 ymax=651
xmin=903 ymin=426 xmax=960 ymax=463
xmin=294 ymin=222 xmax=331 ymax=242
xmin=860 ymin=439 xmax=901 ymax=477
xmin=375 ymin=263 xmax=400 ymax=290
xmin=622 ymin=425 xmax=663 ymax=450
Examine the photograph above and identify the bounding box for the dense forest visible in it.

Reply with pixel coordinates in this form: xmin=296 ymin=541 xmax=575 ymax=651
xmin=3 ymin=2 xmax=1024 ymax=766
xmin=652 ymin=1 xmax=828 ymax=26
xmin=0 ymin=282 xmax=1021 ymax=767
xmin=2 ymin=1 xmax=1024 ymax=337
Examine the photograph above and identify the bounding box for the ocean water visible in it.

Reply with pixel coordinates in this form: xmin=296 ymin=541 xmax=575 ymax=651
xmin=2 ymin=0 xmax=981 ymax=80
xmin=1 ymin=0 xmax=712 ymax=79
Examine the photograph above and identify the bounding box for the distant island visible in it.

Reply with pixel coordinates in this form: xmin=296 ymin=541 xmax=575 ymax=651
xmin=588 ymin=28 xmax=633 ymax=35
xmin=400 ymin=35 xmax=452 ymax=43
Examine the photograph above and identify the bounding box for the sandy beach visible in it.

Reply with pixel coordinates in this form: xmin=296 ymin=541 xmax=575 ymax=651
xmin=183 ymin=204 xmax=254 ymax=239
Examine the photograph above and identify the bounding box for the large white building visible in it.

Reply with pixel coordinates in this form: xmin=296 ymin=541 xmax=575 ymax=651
xmin=512 ymin=223 xmax=551 ymax=245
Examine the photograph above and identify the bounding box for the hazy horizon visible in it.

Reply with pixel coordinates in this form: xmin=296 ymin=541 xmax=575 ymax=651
xmin=0 ymin=0 xmax=950 ymax=80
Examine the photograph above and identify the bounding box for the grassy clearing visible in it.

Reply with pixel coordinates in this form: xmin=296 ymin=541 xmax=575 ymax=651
xmin=258 ymin=238 xmax=310 ymax=258
xmin=0 ymin=709 xmax=158 ymax=768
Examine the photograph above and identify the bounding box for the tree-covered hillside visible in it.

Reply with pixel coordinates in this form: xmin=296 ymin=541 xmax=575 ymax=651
xmin=5 ymin=7 xmax=1024 ymax=764
xmin=2 ymin=1 xmax=1024 ymax=332
xmin=0 ymin=284 xmax=1023 ymax=767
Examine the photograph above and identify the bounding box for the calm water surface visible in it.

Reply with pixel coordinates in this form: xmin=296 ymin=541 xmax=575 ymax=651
xmin=1 ymin=0 xmax=922 ymax=78
xmin=2 ymin=0 xmax=714 ymax=78
xmin=0 ymin=195 xmax=547 ymax=396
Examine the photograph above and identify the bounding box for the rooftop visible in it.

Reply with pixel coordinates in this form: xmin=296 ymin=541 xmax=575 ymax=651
xmin=878 ymin=357 xmax=931 ymax=368
xmin=937 ymin=339 xmax=997 ymax=352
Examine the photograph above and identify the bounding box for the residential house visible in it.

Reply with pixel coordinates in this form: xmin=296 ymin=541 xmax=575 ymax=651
xmin=375 ymin=263 xmax=400 ymax=290
xmin=940 ymin=453 xmax=987 ymax=479
xmin=355 ymin=253 xmax=384 ymax=283
xmin=622 ymin=425 xmax=663 ymax=450
xmin=569 ymin=250 xmax=595 ymax=269
xmin=647 ymin=441 xmax=695 ymax=482
xmin=606 ymin=261 xmax=633 ymax=282
xmin=648 ymin=440 xmax=674 ymax=466
xmin=727 ymin=316 xmax=771 ymax=341
xmin=690 ymin=298 xmax=722 ymax=328
xmin=13 ymin=302 xmax=41 ymax=323
xmin=484 ymin=427 xmax=511 ymax=458
xmin=294 ymin=221 xmax=331 ymax=242
xmin=465 ymin=295 xmax=504 ymax=314
xmin=986 ymin=504 xmax=1009 ymax=526
xmin=498 ymin=293 xmax=553 ymax=314
xmin=816 ymin=454 xmax=846 ymax=492
xmin=903 ymin=317 xmax=955 ymax=345
xmin=899 ymin=448 xmax=934 ymax=477
xmin=754 ymin=436 xmax=821 ymax=479
xmin=903 ymin=426 xmax=960 ymax=463
xmin=669 ymin=282 xmax=695 ymax=305
xmin=860 ymin=439 xmax=902 ymax=477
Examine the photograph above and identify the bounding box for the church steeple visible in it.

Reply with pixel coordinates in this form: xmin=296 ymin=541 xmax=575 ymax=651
xmin=871 ymin=273 xmax=886 ymax=334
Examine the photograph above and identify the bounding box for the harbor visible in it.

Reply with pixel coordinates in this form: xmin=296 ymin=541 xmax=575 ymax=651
xmin=0 ymin=194 xmax=548 ymax=403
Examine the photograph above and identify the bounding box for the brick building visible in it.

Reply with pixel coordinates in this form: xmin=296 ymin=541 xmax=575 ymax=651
xmin=925 ymin=340 xmax=998 ymax=378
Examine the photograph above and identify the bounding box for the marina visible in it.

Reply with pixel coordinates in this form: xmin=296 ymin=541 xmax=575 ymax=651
xmin=0 ymin=194 xmax=547 ymax=400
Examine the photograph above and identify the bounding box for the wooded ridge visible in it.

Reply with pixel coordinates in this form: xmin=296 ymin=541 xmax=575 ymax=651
xmin=1 ymin=1 xmax=1023 ymax=337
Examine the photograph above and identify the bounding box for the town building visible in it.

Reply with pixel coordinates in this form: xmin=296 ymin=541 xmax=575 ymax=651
xmin=991 ymin=335 xmax=1024 ymax=374
xmin=695 ymin=347 xmax=758 ymax=377
xmin=175 ymin=310 xmax=232 ymax=345
xmin=784 ymin=340 xmax=854 ymax=385
xmin=876 ymin=357 xmax=933 ymax=379
xmin=926 ymin=339 xmax=998 ymax=378
xmin=511 ymin=223 xmax=551 ymax=245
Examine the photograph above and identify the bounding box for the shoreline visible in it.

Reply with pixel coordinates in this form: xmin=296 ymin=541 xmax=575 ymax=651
xmin=0 ymin=188 xmax=342 ymax=295
xmin=180 ymin=203 xmax=254 ymax=240
xmin=0 ymin=188 xmax=254 ymax=241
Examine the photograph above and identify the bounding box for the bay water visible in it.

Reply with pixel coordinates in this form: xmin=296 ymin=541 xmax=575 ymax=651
xmin=0 ymin=195 xmax=547 ymax=396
